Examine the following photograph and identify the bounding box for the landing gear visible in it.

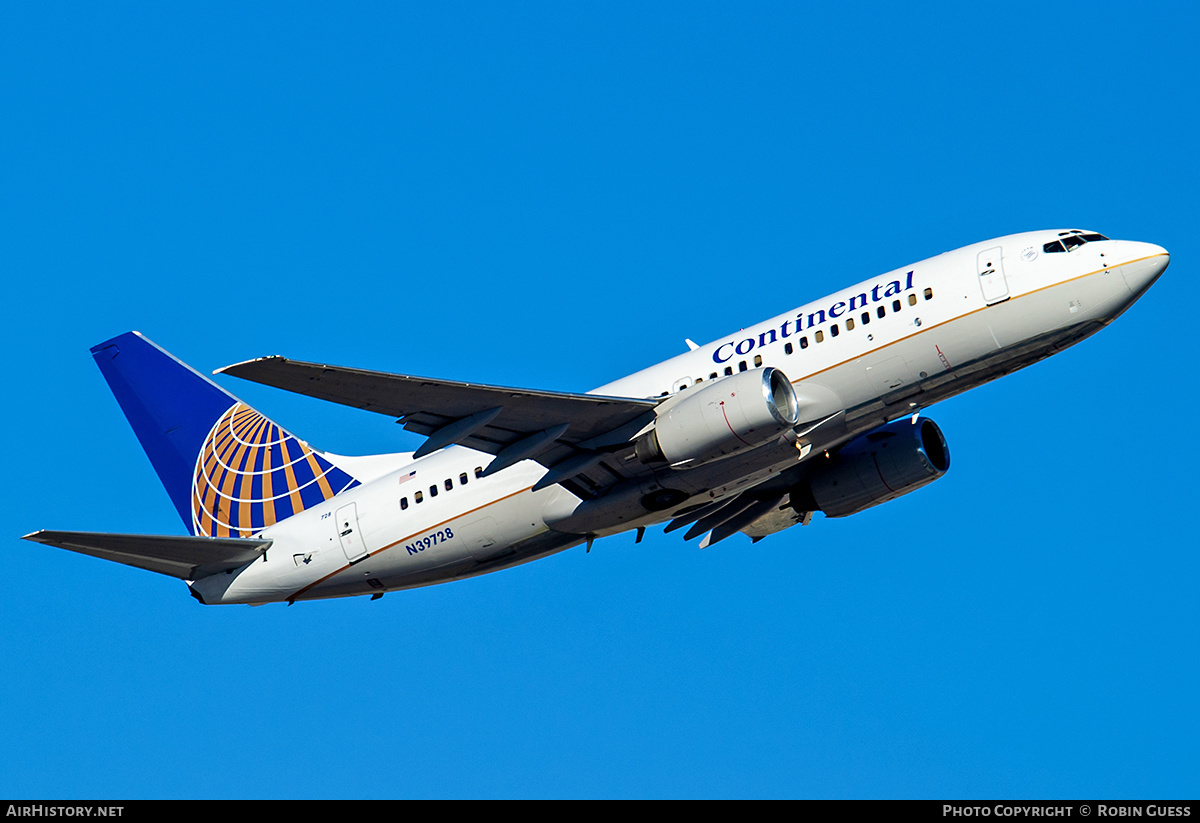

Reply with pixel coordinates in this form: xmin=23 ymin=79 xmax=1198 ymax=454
xmin=640 ymin=488 xmax=689 ymax=512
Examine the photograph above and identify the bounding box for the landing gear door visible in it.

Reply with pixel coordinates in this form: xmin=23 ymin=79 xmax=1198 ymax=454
xmin=977 ymin=246 xmax=1009 ymax=305
xmin=335 ymin=502 xmax=368 ymax=563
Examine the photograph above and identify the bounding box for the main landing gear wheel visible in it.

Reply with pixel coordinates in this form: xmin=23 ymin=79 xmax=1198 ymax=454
xmin=640 ymin=489 xmax=689 ymax=512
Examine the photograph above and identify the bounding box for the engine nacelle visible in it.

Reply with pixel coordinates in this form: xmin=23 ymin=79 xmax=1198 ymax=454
xmin=798 ymin=416 xmax=949 ymax=518
xmin=636 ymin=367 xmax=800 ymax=469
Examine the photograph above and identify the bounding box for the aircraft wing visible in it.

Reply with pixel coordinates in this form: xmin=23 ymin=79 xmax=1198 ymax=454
xmin=23 ymin=530 xmax=272 ymax=580
xmin=217 ymin=356 xmax=659 ymax=494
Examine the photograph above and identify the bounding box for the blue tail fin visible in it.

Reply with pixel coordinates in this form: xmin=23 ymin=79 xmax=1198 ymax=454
xmin=91 ymin=332 xmax=359 ymax=537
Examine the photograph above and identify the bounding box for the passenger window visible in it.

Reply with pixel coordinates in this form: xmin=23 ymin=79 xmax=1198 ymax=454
xmin=924 ymin=287 xmax=933 ymax=300
xmin=800 ymin=336 xmax=809 ymax=349
xmin=753 ymin=355 xmax=762 ymax=367
xmin=415 ymin=490 xmax=423 ymax=503
xmin=430 ymin=485 xmax=438 ymax=497
xmin=815 ymin=330 xmax=824 ymax=343
xmin=861 ymin=312 xmax=870 ymax=325
xmin=709 ymin=372 xmax=718 ymax=380
xmin=892 ymin=299 xmax=901 ymax=312
xmin=830 ymin=324 xmax=839 ymax=337
xmin=738 ymin=361 xmax=748 ymax=372
xmin=445 ymin=478 xmax=453 ymax=491
xmin=784 ymin=342 xmax=793 ymax=355
xmin=460 ymin=472 xmax=469 ymax=485
xmin=400 ymin=497 xmax=408 ymax=510
xmin=877 ymin=306 xmax=886 ymax=319
xmin=724 ymin=366 xmax=733 ymax=376
xmin=845 ymin=317 xmax=855 ymax=331
xmin=475 ymin=466 xmax=483 ymax=478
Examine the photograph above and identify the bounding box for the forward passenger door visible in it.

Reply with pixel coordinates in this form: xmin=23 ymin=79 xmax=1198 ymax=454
xmin=977 ymin=247 xmax=1009 ymax=305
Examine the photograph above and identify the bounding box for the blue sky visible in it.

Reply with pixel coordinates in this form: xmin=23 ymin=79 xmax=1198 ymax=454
xmin=3 ymin=1 xmax=1197 ymax=799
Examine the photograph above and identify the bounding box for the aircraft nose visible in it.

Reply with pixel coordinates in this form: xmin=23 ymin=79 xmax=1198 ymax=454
xmin=1118 ymin=241 xmax=1169 ymax=297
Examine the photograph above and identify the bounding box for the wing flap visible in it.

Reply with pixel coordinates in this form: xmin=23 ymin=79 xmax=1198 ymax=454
xmin=23 ymin=530 xmax=271 ymax=580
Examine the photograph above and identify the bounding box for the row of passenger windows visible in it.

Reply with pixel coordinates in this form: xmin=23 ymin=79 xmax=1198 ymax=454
xmin=662 ymin=287 xmax=935 ymax=393
xmin=399 ymin=466 xmax=484 ymax=510
xmin=1043 ymin=232 xmax=1108 ymax=253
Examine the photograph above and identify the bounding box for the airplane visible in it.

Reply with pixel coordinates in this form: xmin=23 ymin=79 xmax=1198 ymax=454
xmin=24 ymin=229 xmax=1169 ymax=605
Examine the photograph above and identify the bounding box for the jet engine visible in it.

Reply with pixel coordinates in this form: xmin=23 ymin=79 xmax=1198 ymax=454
xmin=792 ymin=416 xmax=950 ymax=517
xmin=635 ymin=367 xmax=800 ymax=469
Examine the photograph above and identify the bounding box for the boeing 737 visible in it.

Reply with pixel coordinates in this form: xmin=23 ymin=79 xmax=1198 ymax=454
xmin=24 ymin=229 xmax=1169 ymax=605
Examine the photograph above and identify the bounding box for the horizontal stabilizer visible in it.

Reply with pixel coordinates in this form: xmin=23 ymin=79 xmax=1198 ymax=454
xmin=23 ymin=530 xmax=271 ymax=580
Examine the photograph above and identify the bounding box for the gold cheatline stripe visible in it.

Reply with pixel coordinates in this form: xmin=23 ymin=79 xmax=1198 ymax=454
xmin=788 ymin=255 xmax=1164 ymax=386
xmin=288 ymin=485 xmax=535 ymax=600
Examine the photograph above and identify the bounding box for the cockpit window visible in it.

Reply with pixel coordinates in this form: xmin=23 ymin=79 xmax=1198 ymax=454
xmin=1043 ymin=232 xmax=1109 ymax=253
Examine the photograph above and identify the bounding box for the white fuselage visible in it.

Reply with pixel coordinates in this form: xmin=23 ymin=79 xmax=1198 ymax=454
xmin=191 ymin=231 xmax=1168 ymax=605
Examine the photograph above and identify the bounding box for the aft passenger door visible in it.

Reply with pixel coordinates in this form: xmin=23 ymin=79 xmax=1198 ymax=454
xmin=977 ymin=247 xmax=1009 ymax=305
xmin=335 ymin=502 xmax=368 ymax=563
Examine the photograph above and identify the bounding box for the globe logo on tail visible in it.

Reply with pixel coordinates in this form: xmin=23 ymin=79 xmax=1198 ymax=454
xmin=191 ymin=403 xmax=359 ymax=537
